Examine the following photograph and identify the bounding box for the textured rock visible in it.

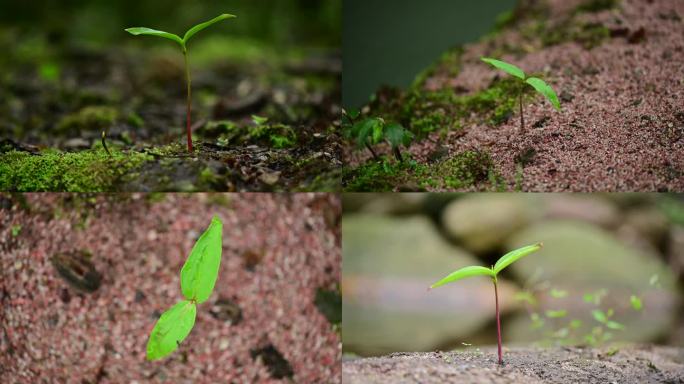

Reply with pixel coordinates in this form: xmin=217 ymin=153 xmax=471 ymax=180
xmin=442 ymin=194 xmax=536 ymax=253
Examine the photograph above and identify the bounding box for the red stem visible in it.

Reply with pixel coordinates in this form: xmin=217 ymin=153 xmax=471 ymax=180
xmin=184 ymin=49 xmax=193 ymax=153
xmin=519 ymin=85 xmax=525 ymax=134
xmin=494 ymin=278 xmax=503 ymax=365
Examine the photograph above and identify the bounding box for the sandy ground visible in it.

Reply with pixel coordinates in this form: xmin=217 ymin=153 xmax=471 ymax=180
xmin=345 ymin=0 xmax=684 ymax=191
xmin=342 ymin=345 xmax=684 ymax=383
xmin=0 ymin=193 xmax=341 ymax=383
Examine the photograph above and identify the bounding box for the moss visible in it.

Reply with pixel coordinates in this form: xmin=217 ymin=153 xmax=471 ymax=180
xmin=343 ymin=150 xmax=498 ymax=191
xmin=248 ymin=124 xmax=297 ymax=148
xmin=56 ymin=106 xmax=118 ymax=133
xmin=0 ymin=149 xmax=151 ymax=191
xmin=411 ymin=47 xmax=463 ymax=90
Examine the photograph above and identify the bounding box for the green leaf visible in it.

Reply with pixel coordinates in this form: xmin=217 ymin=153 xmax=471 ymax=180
xmin=605 ymin=320 xmax=625 ymax=330
xmin=429 ymin=266 xmax=495 ymax=289
xmin=371 ymin=120 xmax=384 ymax=144
xmin=592 ymin=309 xmax=607 ymax=323
xmin=251 ymin=115 xmax=268 ymax=125
xmin=550 ymin=288 xmax=568 ymax=298
xmin=525 ymin=77 xmax=561 ymax=111
xmin=481 ymin=57 xmax=526 ymax=80
xmin=545 ymin=309 xmax=568 ymax=318
xmin=183 ymin=13 xmax=236 ymax=44
xmin=146 ymin=300 xmax=197 ymax=360
xmin=180 ymin=216 xmax=223 ymax=304
xmin=493 ymin=242 xmax=543 ymax=275
xmin=630 ymin=295 xmax=642 ymax=311
xmin=355 ymin=118 xmax=378 ymax=148
xmin=124 ymin=27 xmax=183 ymax=46
xmin=385 ymin=123 xmax=414 ymax=148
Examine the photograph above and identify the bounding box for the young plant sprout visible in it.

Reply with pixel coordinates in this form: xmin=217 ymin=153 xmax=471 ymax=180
xmin=343 ymin=112 xmax=414 ymax=162
xmin=481 ymin=58 xmax=560 ymax=134
xmin=428 ymin=242 xmax=543 ymax=365
xmin=126 ymin=14 xmax=236 ymax=153
xmin=146 ymin=216 xmax=223 ymax=360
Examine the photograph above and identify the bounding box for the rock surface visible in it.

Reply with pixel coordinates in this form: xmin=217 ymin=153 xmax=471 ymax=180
xmin=342 ymin=346 xmax=684 ymax=384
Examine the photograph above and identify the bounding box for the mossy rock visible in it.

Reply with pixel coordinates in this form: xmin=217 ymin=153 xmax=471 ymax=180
xmin=0 ymin=149 xmax=150 ymax=191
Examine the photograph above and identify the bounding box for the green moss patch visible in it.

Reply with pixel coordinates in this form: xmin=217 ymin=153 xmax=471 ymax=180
xmin=343 ymin=150 xmax=500 ymax=192
xmin=0 ymin=149 xmax=150 ymax=191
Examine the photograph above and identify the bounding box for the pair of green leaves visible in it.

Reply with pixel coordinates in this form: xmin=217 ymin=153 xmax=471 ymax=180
xmin=429 ymin=243 xmax=543 ymax=289
xmin=481 ymin=58 xmax=561 ymax=111
xmin=349 ymin=117 xmax=414 ymax=150
xmin=146 ymin=216 xmax=223 ymax=360
xmin=125 ymin=13 xmax=236 ymax=51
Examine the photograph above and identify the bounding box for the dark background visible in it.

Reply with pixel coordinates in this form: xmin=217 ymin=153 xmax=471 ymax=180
xmin=343 ymin=0 xmax=515 ymax=108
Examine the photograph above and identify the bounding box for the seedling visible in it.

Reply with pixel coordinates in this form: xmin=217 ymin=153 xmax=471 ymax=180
xmin=146 ymin=216 xmax=223 ymax=360
xmin=429 ymin=242 xmax=543 ymax=365
xmin=343 ymin=110 xmax=414 ymax=162
xmin=126 ymin=14 xmax=236 ymax=153
xmin=481 ymin=58 xmax=560 ymax=134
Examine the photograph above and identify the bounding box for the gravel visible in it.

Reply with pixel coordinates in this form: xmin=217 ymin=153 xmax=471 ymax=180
xmin=0 ymin=193 xmax=341 ymax=383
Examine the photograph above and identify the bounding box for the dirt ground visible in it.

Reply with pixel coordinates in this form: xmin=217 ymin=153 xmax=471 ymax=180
xmin=343 ymin=0 xmax=684 ymax=191
xmin=0 ymin=193 xmax=341 ymax=383
xmin=342 ymin=345 xmax=684 ymax=383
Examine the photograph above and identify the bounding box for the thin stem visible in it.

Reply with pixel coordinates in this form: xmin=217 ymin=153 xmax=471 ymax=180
xmin=365 ymin=142 xmax=379 ymax=161
xmin=494 ymin=277 xmax=503 ymax=365
xmin=183 ymin=48 xmax=193 ymax=153
xmin=519 ymin=85 xmax=524 ymax=134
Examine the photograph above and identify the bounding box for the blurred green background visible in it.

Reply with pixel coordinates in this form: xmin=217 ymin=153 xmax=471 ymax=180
xmin=0 ymin=0 xmax=340 ymax=48
xmin=342 ymin=193 xmax=684 ymax=356
xmin=342 ymin=0 xmax=515 ymax=108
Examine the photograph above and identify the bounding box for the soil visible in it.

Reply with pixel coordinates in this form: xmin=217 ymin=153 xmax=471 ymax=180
xmin=343 ymin=0 xmax=684 ymax=191
xmin=342 ymin=345 xmax=684 ymax=383
xmin=1 ymin=41 xmax=341 ymax=192
xmin=0 ymin=193 xmax=341 ymax=383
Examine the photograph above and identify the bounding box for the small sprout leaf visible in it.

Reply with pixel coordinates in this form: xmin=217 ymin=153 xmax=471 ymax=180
xmin=124 ymin=27 xmax=183 ymax=46
xmin=592 ymin=309 xmax=607 ymax=323
xmin=385 ymin=123 xmax=414 ymax=148
xmin=630 ymin=295 xmax=643 ymax=311
xmin=493 ymin=243 xmax=543 ymax=275
xmin=429 ymin=266 xmax=495 ymax=289
xmin=180 ymin=216 xmax=223 ymax=304
xmin=570 ymin=319 xmax=583 ymax=329
xmin=183 ymin=13 xmax=236 ymax=44
xmin=550 ymin=288 xmax=568 ymax=298
xmin=481 ymin=57 xmax=526 ymax=80
xmin=606 ymin=320 xmax=625 ymax=330
xmin=525 ymin=77 xmax=561 ymax=111
xmin=146 ymin=300 xmax=197 ymax=360
xmin=251 ymin=115 xmax=269 ymax=125
xmin=545 ymin=309 xmax=568 ymax=318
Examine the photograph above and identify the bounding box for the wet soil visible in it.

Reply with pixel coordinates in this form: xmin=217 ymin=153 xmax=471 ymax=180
xmin=1 ymin=42 xmax=341 ymax=191
xmin=0 ymin=193 xmax=341 ymax=382
xmin=343 ymin=0 xmax=684 ymax=191
xmin=343 ymin=345 xmax=684 ymax=383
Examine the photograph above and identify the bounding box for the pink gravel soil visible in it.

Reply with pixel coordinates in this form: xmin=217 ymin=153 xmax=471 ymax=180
xmin=345 ymin=0 xmax=684 ymax=191
xmin=0 ymin=193 xmax=341 ymax=383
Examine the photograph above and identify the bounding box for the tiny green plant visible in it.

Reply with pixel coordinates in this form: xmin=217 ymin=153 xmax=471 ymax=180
xmin=343 ymin=110 xmax=414 ymax=162
xmin=429 ymin=243 xmax=543 ymax=365
xmin=146 ymin=216 xmax=223 ymax=360
xmin=126 ymin=14 xmax=236 ymax=153
xmin=480 ymin=58 xmax=560 ymax=134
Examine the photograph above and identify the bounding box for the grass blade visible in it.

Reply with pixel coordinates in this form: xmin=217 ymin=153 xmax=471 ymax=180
xmin=125 ymin=27 xmax=183 ymax=46
xmin=481 ymin=57 xmax=526 ymax=80
xmin=180 ymin=216 xmax=223 ymax=304
xmin=146 ymin=300 xmax=197 ymax=360
xmin=526 ymin=77 xmax=561 ymax=111
xmin=183 ymin=13 xmax=236 ymax=44
xmin=429 ymin=265 xmax=495 ymax=289
xmin=493 ymin=243 xmax=543 ymax=275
